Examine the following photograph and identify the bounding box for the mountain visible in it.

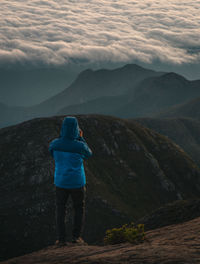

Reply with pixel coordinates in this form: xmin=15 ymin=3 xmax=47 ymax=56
xmin=1 ymin=114 xmax=200 ymax=261
xmin=134 ymin=117 xmax=200 ymax=167
xmin=2 ymin=64 xmax=200 ymax=128
xmin=58 ymin=72 xmax=200 ymax=119
xmin=155 ymin=97 xmax=200 ymax=119
xmin=3 ymin=214 xmax=200 ymax=263
xmin=0 ymin=64 xmax=163 ymax=128
xmin=115 ymin=72 xmax=200 ymax=118
xmin=31 ymin=63 xmax=163 ymax=116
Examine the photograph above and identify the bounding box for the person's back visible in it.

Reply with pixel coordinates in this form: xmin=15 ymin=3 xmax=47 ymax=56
xmin=49 ymin=116 xmax=92 ymax=245
xmin=53 ymin=151 xmax=86 ymax=188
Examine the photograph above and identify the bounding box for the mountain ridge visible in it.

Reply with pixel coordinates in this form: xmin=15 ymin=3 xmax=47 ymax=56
xmin=115 ymin=72 xmax=200 ymax=118
xmin=58 ymin=71 xmax=200 ymax=119
xmin=1 ymin=63 xmax=200 ymax=129
xmin=33 ymin=63 xmax=163 ymax=115
xmin=1 ymin=63 xmax=164 ymax=127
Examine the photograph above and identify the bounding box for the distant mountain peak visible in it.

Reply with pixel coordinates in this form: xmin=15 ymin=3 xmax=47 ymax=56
xmin=121 ymin=63 xmax=148 ymax=71
xmin=160 ymin=72 xmax=188 ymax=81
xmin=77 ymin=63 xmax=154 ymax=78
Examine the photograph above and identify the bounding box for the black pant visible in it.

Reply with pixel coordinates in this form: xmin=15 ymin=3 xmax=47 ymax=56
xmin=55 ymin=185 xmax=86 ymax=242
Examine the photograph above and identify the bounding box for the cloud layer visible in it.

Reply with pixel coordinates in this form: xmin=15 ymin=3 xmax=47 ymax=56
xmin=0 ymin=0 xmax=200 ymax=66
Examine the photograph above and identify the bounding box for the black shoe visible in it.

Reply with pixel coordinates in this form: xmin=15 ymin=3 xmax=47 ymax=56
xmin=71 ymin=237 xmax=86 ymax=244
xmin=55 ymin=240 xmax=66 ymax=247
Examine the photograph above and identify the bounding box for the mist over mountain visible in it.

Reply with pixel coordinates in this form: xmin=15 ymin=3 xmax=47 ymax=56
xmin=0 ymin=63 xmax=163 ymax=127
xmin=1 ymin=63 xmax=200 ymax=129
xmin=1 ymin=114 xmax=200 ymax=261
xmin=57 ymin=95 xmax=128 ymax=116
xmin=58 ymin=71 xmax=200 ymax=119
xmin=34 ymin=64 xmax=163 ymax=115
xmin=0 ymin=66 xmax=80 ymax=106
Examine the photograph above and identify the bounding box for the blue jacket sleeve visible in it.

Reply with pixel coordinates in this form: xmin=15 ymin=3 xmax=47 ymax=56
xmin=49 ymin=137 xmax=92 ymax=159
xmin=77 ymin=136 xmax=93 ymax=159
xmin=81 ymin=143 xmax=93 ymax=159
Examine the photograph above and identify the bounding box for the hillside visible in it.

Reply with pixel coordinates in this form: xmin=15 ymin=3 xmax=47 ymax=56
xmin=137 ymin=198 xmax=200 ymax=231
xmin=134 ymin=117 xmax=200 ymax=167
xmin=2 ymin=215 xmax=200 ymax=264
xmin=156 ymin=97 xmax=200 ymax=119
xmin=1 ymin=114 xmax=200 ymax=261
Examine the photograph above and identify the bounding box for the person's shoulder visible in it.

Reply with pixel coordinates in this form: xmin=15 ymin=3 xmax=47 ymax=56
xmin=50 ymin=137 xmax=59 ymax=144
xmin=49 ymin=138 xmax=59 ymax=149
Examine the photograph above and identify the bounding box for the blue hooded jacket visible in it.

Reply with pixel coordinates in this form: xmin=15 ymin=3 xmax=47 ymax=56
xmin=49 ymin=116 xmax=92 ymax=189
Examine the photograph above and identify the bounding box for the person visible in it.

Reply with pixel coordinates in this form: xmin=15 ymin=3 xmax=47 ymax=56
xmin=49 ymin=116 xmax=92 ymax=246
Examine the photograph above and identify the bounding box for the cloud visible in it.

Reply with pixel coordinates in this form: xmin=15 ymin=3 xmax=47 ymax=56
xmin=0 ymin=0 xmax=200 ymax=66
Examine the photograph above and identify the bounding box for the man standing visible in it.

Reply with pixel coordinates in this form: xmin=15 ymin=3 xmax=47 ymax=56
xmin=49 ymin=116 xmax=92 ymax=246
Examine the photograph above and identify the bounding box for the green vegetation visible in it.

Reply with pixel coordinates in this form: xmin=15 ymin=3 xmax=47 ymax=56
xmin=103 ymin=222 xmax=145 ymax=245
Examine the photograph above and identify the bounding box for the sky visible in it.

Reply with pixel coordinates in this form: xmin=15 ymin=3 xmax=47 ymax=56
xmin=0 ymin=0 xmax=200 ymax=106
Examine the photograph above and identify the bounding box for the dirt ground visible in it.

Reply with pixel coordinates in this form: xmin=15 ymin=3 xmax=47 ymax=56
xmin=2 ymin=216 xmax=200 ymax=264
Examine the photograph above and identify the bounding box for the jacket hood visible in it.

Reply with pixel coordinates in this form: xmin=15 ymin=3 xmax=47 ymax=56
xmin=60 ymin=116 xmax=79 ymax=139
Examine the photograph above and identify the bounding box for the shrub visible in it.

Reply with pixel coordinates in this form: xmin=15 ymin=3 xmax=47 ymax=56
xmin=103 ymin=222 xmax=145 ymax=245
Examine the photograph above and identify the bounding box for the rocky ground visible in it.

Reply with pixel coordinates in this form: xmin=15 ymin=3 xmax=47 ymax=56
xmin=2 ymin=216 xmax=200 ymax=264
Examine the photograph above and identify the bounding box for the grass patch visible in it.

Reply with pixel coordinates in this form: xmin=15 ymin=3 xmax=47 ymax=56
xmin=103 ymin=222 xmax=145 ymax=245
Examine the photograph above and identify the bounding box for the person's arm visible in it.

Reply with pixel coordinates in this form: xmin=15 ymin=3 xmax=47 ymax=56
xmin=77 ymin=129 xmax=93 ymax=159
xmin=81 ymin=143 xmax=93 ymax=159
